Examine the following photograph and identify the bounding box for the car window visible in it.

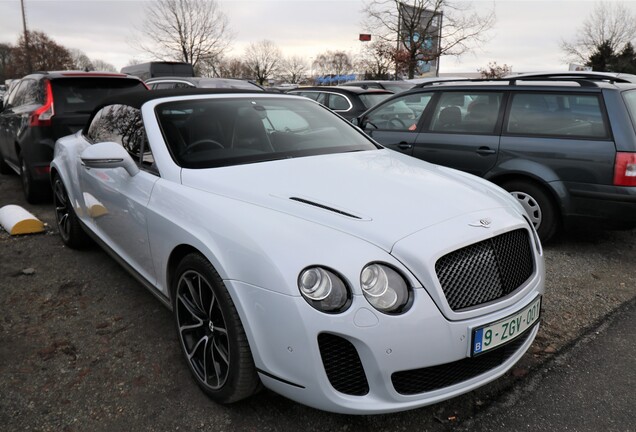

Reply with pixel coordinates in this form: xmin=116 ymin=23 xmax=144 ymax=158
xmin=11 ymin=79 xmax=40 ymax=107
xmin=328 ymin=94 xmax=350 ymax=111
xmin=87 ymin=104 xmax=156 ymax=172
xmin=621 ymin=90 xmax=636 ymax=132
xmin=294 ymin=91 xmax=319 ymax=101
xmin=506 ymin=92 xmax=608 ymax=139
xmin=3 ymin=80 xmax=22 ymax=107
xmin=365 ymin=92 xmax=433 ymax=131
xmin=51 ymin=78 xmax=146 ymax=115
xmin=153 ymin=82 xmax=177 ymax=89
xmin=358 ymin=93 xmax=393 ymax=109
xmin=155 ymin=97 xmax=378 ymax=169
xmin=430 ymin=92 xmax=502 ymax=134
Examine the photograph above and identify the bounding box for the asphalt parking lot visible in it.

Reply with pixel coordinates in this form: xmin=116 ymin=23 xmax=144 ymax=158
xmin=1 ymin=171 xmax=634 ymax=431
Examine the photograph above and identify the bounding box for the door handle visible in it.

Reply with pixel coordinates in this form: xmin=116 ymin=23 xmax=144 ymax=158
xmin=476 ymin=146 xmax=496 ymax=155
xmin=398 ymin=142 xmax=413 ymax=150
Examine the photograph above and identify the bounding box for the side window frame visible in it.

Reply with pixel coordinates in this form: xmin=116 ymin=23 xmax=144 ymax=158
xmin=363 ymin=90 xmax=436 ymax=132
xmin=328 ymin=93 xmax=352 ymax=112
xmin=425 ymin=90 xmax=506 ymax=135
xmin=502 ymin=91 xmax=611 ymax=140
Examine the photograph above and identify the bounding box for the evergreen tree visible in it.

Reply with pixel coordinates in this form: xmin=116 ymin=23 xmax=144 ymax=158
xmin=586 ymin=40 xmax=616 ymax=72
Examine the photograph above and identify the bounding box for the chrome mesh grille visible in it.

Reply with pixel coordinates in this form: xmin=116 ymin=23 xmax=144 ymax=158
xmin=435 ymin=229 xmax=534 ymax=311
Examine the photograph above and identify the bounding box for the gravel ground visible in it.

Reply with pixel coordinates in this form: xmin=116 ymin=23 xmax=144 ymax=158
xmin=1 ymin=172 xmax=634 ymax=431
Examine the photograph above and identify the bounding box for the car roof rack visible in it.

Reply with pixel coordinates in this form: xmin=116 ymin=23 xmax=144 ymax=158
xmin=505 ymin=72 xmax=634 ymax=84
xmin=415 ymin=75 xmax=614 ymax=88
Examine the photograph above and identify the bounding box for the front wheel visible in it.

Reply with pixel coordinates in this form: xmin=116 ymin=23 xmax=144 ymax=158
xmin=500 ymin=179 xmax=559 ymax=243
xmin=173 ymin=254 xmax=259 ymax=403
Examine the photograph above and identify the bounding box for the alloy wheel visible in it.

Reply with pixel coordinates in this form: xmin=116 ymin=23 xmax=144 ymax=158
xmin=53 ymin=177 xmax=71 ymax=241
xmin=175 ymin=270 xmax=230 ymax=390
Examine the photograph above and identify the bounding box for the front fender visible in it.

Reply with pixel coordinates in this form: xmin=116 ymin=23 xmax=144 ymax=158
xmin=145 ymin=179 xmax=419 ymax=300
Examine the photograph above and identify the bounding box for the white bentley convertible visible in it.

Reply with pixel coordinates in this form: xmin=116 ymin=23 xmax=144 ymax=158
xmin=51 ymin=89 xmax=544 ymax=414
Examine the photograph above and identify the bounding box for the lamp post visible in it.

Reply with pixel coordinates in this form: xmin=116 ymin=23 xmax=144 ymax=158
xmin=20 ymin=0 xmax=32 ymax=73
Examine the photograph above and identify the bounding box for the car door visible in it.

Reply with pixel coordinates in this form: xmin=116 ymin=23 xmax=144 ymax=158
xmin=79 ymin=104 xmax=159 ymax=284
xmin=412 ymin=90 xmax=504 ymax=176
xmin=359 ymin=91 xmax=434 ymax=155
xmin=0 ymin=79 xmax=37 ymax=168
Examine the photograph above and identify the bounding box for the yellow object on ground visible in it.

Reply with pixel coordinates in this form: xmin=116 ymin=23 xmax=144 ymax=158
xmin=0 ymin=205 xmax=45 ymax=235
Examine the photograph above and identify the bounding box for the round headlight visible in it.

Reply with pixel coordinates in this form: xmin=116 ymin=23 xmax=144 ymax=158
xmin=298 ymin=267 xmax=350 ymax=312
xmin=360 ymin=264 xmax=410 ymax=313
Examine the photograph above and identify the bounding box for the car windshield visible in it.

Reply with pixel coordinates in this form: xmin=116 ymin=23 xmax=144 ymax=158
xmin=358 ymin=93 xmax=393 ymax=109
xmin=155 ymin=96 xmax=379 ymax=168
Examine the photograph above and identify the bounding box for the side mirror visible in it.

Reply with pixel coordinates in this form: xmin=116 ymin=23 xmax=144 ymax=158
xmin=80 ymin=141 xmax=139 ymax=177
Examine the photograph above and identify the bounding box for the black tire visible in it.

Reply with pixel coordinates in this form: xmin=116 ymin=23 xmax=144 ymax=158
xmin=52 ymin=173 xmax=91 ymax=249
xmin=500 ymin=179 xmax=559 ymax=243
xmin=20 ymin=154 xmax=50 ymax=204
xmin=172 ymin=254 xmax=259 ymax=404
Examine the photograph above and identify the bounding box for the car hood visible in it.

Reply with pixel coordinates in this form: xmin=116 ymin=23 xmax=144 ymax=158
xmin=180 ymin=149 xmax=520 ymax=252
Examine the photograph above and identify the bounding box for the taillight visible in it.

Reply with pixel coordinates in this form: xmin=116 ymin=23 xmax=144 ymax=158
xmin=613 ymin=152 xmax=636 ymax=186
xmin=29 ymin=79 xmax=54 ymax=127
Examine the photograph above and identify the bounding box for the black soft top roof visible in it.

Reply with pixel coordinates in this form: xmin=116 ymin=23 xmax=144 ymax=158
xmin=97 ymin=88 xmax=267 ymax=110
xmin=83 ymin=88 xmax=271 ymax=134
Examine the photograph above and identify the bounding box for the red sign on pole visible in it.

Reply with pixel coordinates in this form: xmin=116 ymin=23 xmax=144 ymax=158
xmin=359 ymin=34 xmax=372 ymax=42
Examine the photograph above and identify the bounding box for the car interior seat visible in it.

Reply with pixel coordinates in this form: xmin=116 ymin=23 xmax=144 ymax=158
xmin=231 ymin=107 xmax=273 ymax=152
xmin=437 ymin=106 xmax=462 ymax=130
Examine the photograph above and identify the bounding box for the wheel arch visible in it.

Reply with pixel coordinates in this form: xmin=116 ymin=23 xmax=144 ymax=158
xmin=166 ymin=243 xmax=206 ymax=301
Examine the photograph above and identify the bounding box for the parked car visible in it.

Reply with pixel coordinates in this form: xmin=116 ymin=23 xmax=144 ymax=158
xmin=51 ymin=88 xmax=544 ymax=414
xmin=145 ymin=76 xmax=264 ymax=91
xmin=287 ymin=86 xmax=393 ymax=120
xmin=353 ymin=73 xmax=636 ymax=242
xmin=0 ymin=79 xmax=19 ymax=103
xmin=342 ymin=80 xmax=414 ymax=93
xmin=0 ymin=71 xmax=147 ymax=202
xmin=120 ymin=61 xmax=195 ymax=81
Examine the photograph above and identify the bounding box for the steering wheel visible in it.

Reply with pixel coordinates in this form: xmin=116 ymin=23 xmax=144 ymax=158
xmin=183 ymin=139 xmax=224 ymax=154
xmin=389 ymin=118 xmax=407 ymax=129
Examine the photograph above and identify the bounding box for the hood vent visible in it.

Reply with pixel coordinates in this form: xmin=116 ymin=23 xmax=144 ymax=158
xmin=290 ymin=197 xmax=362 ymax=219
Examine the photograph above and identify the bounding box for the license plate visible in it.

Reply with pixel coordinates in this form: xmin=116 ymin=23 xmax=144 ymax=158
xmin=472 ymin=296 xmax=541 ymax=356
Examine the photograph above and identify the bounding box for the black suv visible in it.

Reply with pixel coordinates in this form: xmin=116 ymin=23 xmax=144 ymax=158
xmin=355 ymin=73 xmax=636 ymax=242
xmin=0 ymin=71 xmax=147 ymax=202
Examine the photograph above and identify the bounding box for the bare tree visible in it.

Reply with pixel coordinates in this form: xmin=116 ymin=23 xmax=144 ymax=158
xmin=561 ymin=2 xmax=636 ymax=63
xmin=281 ymin=56 xmax=308 ymax=84
xmin=478 ymin=61 xmax=512 ymax=79
xmin=0 ymin=43 xmax=14 ymax=81
xmin=363 ymin=0 xmax=495 ymax=78
xmin=312 ymin=51 xmax=353 ymax=84
xmin=11 ymin=31 xmax=73 ymax=76
xmin=356 ymin=41 xmax=395 ymax=79
xmin=69 ymin=48 xmax=94 ymax=71
xmin=216 ymin=57 xmax=251 ymax=79
xmin=244 ymin=40 xmax=282 ymax=85
xmin=139 ymin=0 xmax=233 ymax=70
xmin=91 ymin=59 xmax=117 ymax=73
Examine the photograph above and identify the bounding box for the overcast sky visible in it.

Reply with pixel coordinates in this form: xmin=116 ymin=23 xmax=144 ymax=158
xmin=0 ymin=0 xmax=633 ymax=74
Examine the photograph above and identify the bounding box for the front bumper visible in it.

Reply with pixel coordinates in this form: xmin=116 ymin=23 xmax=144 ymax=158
xmin=227 ymin=278 xmax=542 ymax=414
